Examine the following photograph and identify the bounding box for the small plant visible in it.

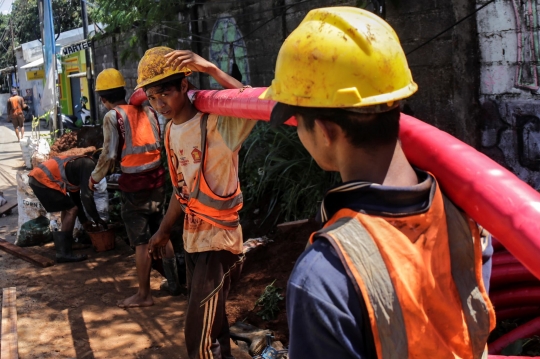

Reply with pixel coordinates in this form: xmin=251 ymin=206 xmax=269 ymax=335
xmin=239 ymin=122 xmax=339 ymax=225
xmin=254 ymin=280 xmax=284 ymax=321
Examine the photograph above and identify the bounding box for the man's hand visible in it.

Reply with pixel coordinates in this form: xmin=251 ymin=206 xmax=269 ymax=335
xmin=82 ymin=220 xmax=94 ymax=232
xmin=164 ymin=50 xmax=216 ymax=73
xmin=88 ymin=177 xmax=96 ymax=192
xmin=97 ymin=218 xmax=108 ymax=230
xmin=147 ymin=230 xmax=170 ymax=260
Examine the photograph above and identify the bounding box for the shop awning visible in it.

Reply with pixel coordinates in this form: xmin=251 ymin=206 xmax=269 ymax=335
xmin=21 ymin=58 xmax=44 ymax=69
xmin=67 ymin=71 xmax=86 ymax=78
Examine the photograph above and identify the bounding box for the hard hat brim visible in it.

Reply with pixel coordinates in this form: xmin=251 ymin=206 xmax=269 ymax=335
xmin=96 ymin=86 xmax=125 ymax=97
xmin=269 ymin=102 xmax=296 ymax=127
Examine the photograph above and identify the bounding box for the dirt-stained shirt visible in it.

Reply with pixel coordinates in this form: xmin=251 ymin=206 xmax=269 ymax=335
xmin=168 ymin=112 xmax=256 ymax=254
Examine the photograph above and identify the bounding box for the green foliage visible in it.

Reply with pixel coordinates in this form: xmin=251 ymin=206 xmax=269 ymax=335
xmin=500 ymin=336 xmax=540 ymax=356
xmin=254 ymin=280 xmax=283 ymax=321
xmin=239 ymin=122 xmax=339 ymax=225
xmin=90 ymin=0 xmax=189 ymax=61
xmin=12 ymin=0 xmax=82 ymax=45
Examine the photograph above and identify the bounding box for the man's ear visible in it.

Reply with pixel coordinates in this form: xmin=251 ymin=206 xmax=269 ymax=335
xmin=181 ymin=78 xmax=189 ymax=94
xmin=314 ymin=119 xmax=339 ymax=146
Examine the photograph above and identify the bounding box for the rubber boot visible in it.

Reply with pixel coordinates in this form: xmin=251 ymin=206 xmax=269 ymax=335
xmin=53 ymin=231 xmax=88 ymax=263
xmin=161 ymin=257 xmax=182 ymax=296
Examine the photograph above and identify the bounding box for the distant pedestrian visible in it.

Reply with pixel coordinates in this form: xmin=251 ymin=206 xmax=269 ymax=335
xmin=7 ymin=89 xmax=27 ymax=141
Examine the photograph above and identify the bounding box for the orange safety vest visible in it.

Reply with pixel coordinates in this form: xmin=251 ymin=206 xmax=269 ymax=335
xmin=310 ymin=184 xmax=495 ymax=359
xmin=164 ymin=114 xmax=243 ymax=230
xmin=114 ymin=105 xmax=161 ymax=174
xmin=28 ymin=155 xmax=88 ymax=195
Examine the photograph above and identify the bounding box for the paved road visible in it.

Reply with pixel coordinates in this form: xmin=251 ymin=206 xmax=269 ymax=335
xmin=0 ymin=117 xmax=35 ymax=242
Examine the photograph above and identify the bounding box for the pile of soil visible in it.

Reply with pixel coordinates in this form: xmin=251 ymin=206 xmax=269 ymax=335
xmin=50 ymin=132 xmax=78 ymax=153
xmin=227 ymin=219 xmax=320 ymax=345
xmin=50 ymin=146 xmax=97 ymax=158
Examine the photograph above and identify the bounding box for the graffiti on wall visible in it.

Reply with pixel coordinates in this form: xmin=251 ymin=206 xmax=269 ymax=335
xmin=481 ymin=100 xmax=540 ymax=189
xmin=209 ymin=15 xmax=251 ymax=89
xmin=512 ymin=0 xmax=540 ymax=90
xmin=478 ymin=0 xmax=540 ymax=189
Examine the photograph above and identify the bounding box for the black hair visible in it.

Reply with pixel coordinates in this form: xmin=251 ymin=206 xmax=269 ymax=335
xmin=294 ymin=106 xmax=400 ymax=149
xmin=98 ymin=87 xmax=126 ymax=104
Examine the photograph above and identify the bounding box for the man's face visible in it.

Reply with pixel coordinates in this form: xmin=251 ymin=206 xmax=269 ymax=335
xmin=145 ymin=79 xmax=187 ymax=120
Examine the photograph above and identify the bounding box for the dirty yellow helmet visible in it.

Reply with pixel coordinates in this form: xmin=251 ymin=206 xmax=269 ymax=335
xmin=135 ymin=46 xmax=192 ymax=90
xmin=260 ymin=7 xmax=417 ymax=112
xmin=95 ymin=68 xmax=126 ymax=92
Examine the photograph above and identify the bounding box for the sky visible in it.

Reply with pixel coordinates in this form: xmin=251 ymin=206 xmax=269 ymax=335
xmin=0 ymin=0 xmax=14 ymax=15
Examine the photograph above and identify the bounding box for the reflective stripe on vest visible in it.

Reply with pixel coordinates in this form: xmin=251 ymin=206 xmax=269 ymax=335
xmin=312 ymin=187 xmax=494 ymax=359
xmin=115 ymin=105 xmax=161 ymax=174
xmin=165 ymin=114 xmax=243 ymax=230
xmin=29 ymin=155 xmax=85 ymax=194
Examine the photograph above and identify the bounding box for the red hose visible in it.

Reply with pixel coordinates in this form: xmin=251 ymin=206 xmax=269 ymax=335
xmin=133 ymin=87 xmax=540 ymax=280
xmin=488 ymin=317 xmax=540 ymax=354
xmin=399 ymin=114 xmax=540 ymax=282
xmin=128 ymin=88 xmax=147 ymax=106
xmin=491 ymin=264 xmax=538 ymax=289
xmin=492 ymin=237 xmax=506 ymax=252
xmin=490 ymin=287 xmax=540 ymax=309
xmin=493 ymin=251 xmax=520 ymax=267
xmin=496 ymin=306 xmax=540 ymax=321
xmin=489 ymin=356 xmax=540 ymax=358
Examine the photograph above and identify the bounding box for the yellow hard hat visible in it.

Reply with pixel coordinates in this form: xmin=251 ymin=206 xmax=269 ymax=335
xmin=95 ymin=68 xmax=126 ymax=92
xmin=135 ymin=46 xmax=192 ymax=90
xmin=260 ymin=7 xmax=417 ymax=110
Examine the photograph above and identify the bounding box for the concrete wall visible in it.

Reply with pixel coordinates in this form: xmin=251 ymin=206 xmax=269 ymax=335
xmin=92 ymin=1 xmax=480 ymax=143
xmin=93 ymin=33 xmax=141 ymax=118
xmin=386 ymin=0 xmax=481 ymax=146
xmin=477 ymin=0 xmax=540 ymax=189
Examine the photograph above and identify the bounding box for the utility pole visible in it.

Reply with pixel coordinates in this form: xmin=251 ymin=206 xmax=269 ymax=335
xmin=9 ymin=17 xmax=18 ymax=93
xmin=38 ymin=0 xmax=60 ymax=135
xmin=80 ymin=0 xmax=97 ymax=123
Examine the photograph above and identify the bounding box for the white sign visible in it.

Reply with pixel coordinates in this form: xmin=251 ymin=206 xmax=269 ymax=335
xmin=61 ymin=40 xmax=92 ymax=56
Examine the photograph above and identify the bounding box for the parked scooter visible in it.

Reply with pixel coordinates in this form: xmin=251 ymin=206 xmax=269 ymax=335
xmin=76 ymin=96 xmax=92 ymax=125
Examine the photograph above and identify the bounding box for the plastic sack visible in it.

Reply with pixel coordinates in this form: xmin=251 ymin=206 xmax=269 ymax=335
xmin=15 ymin=215 xmax=53 ymax=247
xmin=31 ymin=138 xmax=50 ymax=168
xmin=16 ymin=170 xmax=48 ymax=236
xmin=19 ymin=137 xmax=33 ymax=169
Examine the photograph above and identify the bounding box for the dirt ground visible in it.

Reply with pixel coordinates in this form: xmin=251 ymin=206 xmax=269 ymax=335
xmin=227 ymin=220 xmax=320 ymax=345
xmin=0 ymin=217 xmax=252 ymax=359
xmin=0 ymin=122 xmax=250 ymax=359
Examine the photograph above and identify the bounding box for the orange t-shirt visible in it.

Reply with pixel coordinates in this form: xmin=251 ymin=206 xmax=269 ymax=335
xmin=7 ymin=96 xmax=24 ymax=116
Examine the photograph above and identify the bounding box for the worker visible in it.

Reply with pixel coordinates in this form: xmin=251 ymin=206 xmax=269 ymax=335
xmin=260 ymin=7 xmax=495 ymax=359
xmin=142 ymin=47 xmax=255 ymax=359
xmin=90 ymin=68 xmax=180 ymax=307
xmin=28 ymin=155 xmax=104 ymax=263
xmin=7 ymin=88 xmax=27 ymax=141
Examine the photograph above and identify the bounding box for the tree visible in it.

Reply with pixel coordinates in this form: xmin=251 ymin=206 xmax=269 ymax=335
xmin=90 ymin=0 xmax=188 ymax=62
xmin=0 ymin=0 xmax=83 ymax=68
